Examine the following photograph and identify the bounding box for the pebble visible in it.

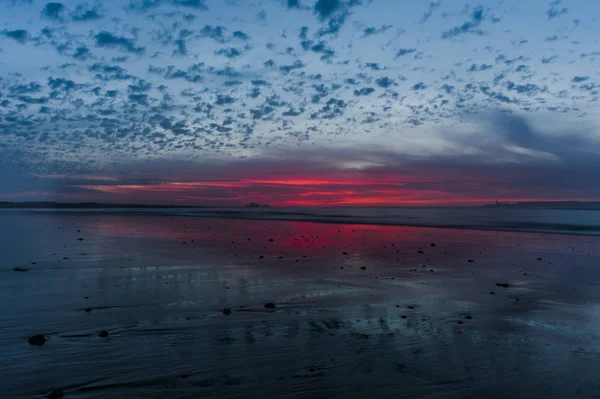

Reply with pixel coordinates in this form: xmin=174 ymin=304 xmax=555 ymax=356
xmin=47 ymin=388 xmax=64 ymax=399
xmin=28 ymin=334 xmax=46 ymax=346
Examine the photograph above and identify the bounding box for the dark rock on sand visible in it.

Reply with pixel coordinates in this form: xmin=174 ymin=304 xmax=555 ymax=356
xmin=222 ymin=308 xmax=232 ymax=315
xmin=430 ymin=243 xmax=436 ymax=247
xmin=264 ymin=303 xmax=276 ymax=309
xmin=98 ymin=330 xmax=109 ymax=338
xmin=14 ymin=267 xmax=28 ymax=272
xmin=465 ymin=315 xmax=472 ymax=320
xmin=496 ymin=283 xmax=510 ymax=288
xmin=47 ymin=388 xmax=64 ymax=399
xmin=28 ymin=334 xmax=46 ymax=346
xmin=84 ymin=307 xmax=92 ymax=313
xmin=360 ymin=266 xmax=366 ymax=270
xmin=468 ymin=259 xmax=474 ymax=263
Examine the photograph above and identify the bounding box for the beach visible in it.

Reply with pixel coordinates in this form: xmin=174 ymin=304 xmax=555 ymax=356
xmin=2 ymin=210 xmax=600 ymax=398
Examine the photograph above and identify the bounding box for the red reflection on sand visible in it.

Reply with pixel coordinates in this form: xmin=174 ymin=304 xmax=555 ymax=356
xmin=87 ymin=214 xmax=525 ymax=265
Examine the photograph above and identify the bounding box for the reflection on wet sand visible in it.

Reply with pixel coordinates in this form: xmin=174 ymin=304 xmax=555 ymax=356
xmin=2 ymin=212 xmax=600 ymax=398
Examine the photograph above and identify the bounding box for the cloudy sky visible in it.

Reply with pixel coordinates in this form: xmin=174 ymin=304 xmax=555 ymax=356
xmin=0 ymin=0 xmax=599 ymax=206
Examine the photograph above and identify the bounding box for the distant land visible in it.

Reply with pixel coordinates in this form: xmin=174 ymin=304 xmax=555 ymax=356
xmin=483 ymin=201 xmax=600 ymax=210
xmin=243 ymin=202 xmax=271 ymax=208
xmin=0 ymin=201 xmax=599 ymax=210
xmin=0 ymin=202 xmax=209 ymax=209
xmin=0 ymin=201 xmax=273 ymax=209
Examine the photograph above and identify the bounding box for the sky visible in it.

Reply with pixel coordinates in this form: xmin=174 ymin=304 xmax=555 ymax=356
xmin=0 ymin=0 xmax=599 ymax=206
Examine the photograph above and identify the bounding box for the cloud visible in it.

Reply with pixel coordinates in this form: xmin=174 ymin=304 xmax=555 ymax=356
xmin=95 ymin=31 xmax=145 ymax=54
xmin=0 ymin=0 xmax=598 ymax=206
xmin=441 ymin=6 xmax=484 ymax=39
xmin=172 ymin=0 xmax=208 ymax=9
xmin=215 ymin=47 xmax=245 ymax=59
xmin=314 ymin=0 xmax=342 ymax=21
xmin=421 ymin=1 xmax=440 ymax=23
xmin=73 ymin=46 xmax=91 ymax=60
xmin=287 ymin=0 xmax=301 ymax=9
xmin=232 ymin=30 xmax=249 ymax=40
xmin=395 ymin=48 xmax=416 ymax=59
xmin=42 ymin=2 xmax=66 ymax=20
xmin=199 ymin=25 xmax=227 ymax=42
xmin=541 ymin=55 xmax=558 ymax=64
xmin=353 ymin=87 xmax=375 ymax=96
xmin=88 ymin=63 xmax=134 ymax=80
xmin=362 ymin=25 xmax=392 ymax=37
xmin=24 ymin=112 xmax=599 ymax=206
xmin=572 ymin=76 xmax=589 ymax=83
xmin=127 ymin=0 xmax=208 ymax=11
xmin=1 ymin=29 xmax=28 ymax=44
xmin=375 ymin=77 xmax=395 ymax=88
xmin=547 ymin=6 xmax=567 ymax=19
xmin=71 ymin=7 xmax=101 ymax=21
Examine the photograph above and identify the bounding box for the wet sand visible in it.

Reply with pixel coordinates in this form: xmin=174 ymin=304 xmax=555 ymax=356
xmin=2 ymin=212 xmax=600 ymax=398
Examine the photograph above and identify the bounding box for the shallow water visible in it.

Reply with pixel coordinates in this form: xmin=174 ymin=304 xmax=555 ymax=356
xmin=2 ymin=212 xmax=600 ymax=398
xmin=9 ymin=206 xmax=600 ymax=235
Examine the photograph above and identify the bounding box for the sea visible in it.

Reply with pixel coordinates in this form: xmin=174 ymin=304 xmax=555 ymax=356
xmin=4 ymin=206 xmax=600 ymax=236
xmin=2 ymin=207 xmax=600 ymax=398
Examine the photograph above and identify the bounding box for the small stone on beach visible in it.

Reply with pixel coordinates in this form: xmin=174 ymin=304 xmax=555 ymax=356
xmin=28 ymin=334 xmax=46 ymax=346
xmin=13 ymin=267 xmax=28 ymax=272
xmin=47 ymin=388 xmax=64 ymax=399
xmin=222 ymin=308 xmax=232 ymax=315
xmin=98 ymin=330 xmax=109 ymax=338
xmin=264 ymin=303 xmax=276 ymax=309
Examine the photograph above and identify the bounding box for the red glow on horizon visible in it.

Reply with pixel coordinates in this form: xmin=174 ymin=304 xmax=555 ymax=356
xmin=50 ymin=170 xmax=598 ymax=207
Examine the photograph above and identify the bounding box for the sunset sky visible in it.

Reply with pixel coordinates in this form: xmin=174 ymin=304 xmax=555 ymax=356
xmin=1 ymin=0 xmax=599 ymax=206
